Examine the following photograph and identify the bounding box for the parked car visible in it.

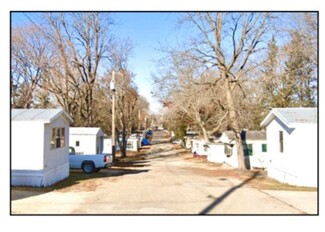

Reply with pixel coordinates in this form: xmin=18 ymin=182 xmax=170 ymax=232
xmin=69 ymin=147 xmax=113 ymax=174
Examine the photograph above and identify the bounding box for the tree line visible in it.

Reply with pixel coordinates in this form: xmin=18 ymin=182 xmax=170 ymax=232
xmin=152 ymin=12 xmax=317 ymax=169
xmin=11 ymin=13 xmax=150 ymax=158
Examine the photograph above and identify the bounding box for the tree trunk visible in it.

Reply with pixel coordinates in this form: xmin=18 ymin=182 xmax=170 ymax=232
xmin=121 ymin=128 xmax=127 ymax=158
xmin=224 ymin=77 xmax=246 ymax=170
xmin=201 ymin=126 xmax=210 ymax=143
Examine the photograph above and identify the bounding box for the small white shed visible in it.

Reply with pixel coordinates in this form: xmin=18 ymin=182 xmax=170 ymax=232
xmin=11 ymin=109 xmax=73 ymax=187
xmin=261 ymin=107 xmax=317 ymax=187
xmin=69 ymin=127 xmax=104 ymax=154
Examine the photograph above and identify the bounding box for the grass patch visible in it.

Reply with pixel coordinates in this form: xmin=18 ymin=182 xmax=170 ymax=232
xmin=11 ymin=171 xmax=107 ymax=193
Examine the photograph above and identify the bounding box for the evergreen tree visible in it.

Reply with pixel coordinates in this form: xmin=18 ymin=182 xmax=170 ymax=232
xmin=285 ymin=31 xmax=316 ymax=107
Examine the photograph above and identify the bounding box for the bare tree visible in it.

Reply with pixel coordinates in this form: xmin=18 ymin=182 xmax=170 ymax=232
xmin=115 ymin=70 xmax=139 ymax=158
xmin=135 ymin=96 xmax=150 ymax=131
xmin=95 ymin=68 xmax=145 ymax=159
xmin=158 ymin=13 xmax=272 ymax=169
xmin=11 ymin=25 xmax=49 ymax=108
xmin=39 ymin=13 xmax=113 ymax=126
xmin=153 ymin=58 xmax=228 ymax=141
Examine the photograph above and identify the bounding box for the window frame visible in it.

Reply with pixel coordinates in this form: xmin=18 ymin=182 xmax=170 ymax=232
xmin=279 ymin=131 xmax=284 ymax=153
xmin=50 ymin=127 xmax=65 ymax=150
xmin=262 ymin=144 xmax=267 ymax=152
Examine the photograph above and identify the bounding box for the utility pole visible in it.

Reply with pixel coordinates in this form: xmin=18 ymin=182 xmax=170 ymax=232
xmin=138 ymin=109 xmax=141 ymax=131
xmin=110 ymin=70 xmax=116 ymax=162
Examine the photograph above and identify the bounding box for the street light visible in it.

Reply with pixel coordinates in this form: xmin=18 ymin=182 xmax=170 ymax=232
xmin=110 ymin=71 xmax=116 ymax=162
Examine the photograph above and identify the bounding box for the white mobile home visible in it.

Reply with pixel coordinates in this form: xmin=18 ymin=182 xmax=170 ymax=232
xmin=261 ymin=107 xmax=317 ymax=187
xmin=218 ymin=131 xmax=267 ymax=169
xmin=103 ymin=135 xmax=139 ymax=153
xmin=69 ymin=127 xmax=104 ymax=154
xmin=206 ymin=142 xmax=225 ymax=163
xmin=11 ymin=109 xmax=73 ymax=187
xmin=184 ymin=131 xmax=199 ymax=149
xmin=191 ymin=138 xmax=209 ymax=157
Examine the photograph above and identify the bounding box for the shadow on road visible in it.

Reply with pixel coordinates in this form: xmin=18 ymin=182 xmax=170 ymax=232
xmin=11 ymin=190 xmax=47 ymax=201
xmin=106 ymin=168 xmax=149 ymax=177
xmin=151 ymin=140 xmax=169 ymax=145
xmin=199 ymin=171 xmax=261 ymax=215
xmin=114 ymin=160 xmax=150 ymax=168
xmin=146 ymin=150 xmax=188 ymax=160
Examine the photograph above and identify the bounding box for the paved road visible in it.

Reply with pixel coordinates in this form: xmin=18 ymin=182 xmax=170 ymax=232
xmin=11 ymin=131 xmax=317 ymax=215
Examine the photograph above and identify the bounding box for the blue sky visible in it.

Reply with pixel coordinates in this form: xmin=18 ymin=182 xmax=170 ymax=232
xmin=112 ymin=12 xmax=182 ymax=113
xmin=10 ymin=12 xmax=317 ymax=113
xmin=11 ymin=12 xmax=183 ymax=114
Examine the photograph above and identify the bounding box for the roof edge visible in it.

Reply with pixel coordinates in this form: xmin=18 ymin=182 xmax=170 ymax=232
xmin=51 ymin=110 xmax=73 ymax=124
xmin=261 ymin=109 xmax=296 ymax=128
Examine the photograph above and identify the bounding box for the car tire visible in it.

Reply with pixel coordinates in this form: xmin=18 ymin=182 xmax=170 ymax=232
xmin=82 ymin=162 xmax=95 ymax=174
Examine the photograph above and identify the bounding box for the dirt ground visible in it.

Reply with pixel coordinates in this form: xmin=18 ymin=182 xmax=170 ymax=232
xmin=11 ymin=132 xmax=317 ymax=214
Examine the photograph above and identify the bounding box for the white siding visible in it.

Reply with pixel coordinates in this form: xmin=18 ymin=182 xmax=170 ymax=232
xmin=217 ymin=133 xmax=267 ymax=169
xmin=184 ymin=137 xmax=193 ymax=149
xmin=245 ymin=140 xmax=268 ymax=169
xmin=191 ymin=139 xmax=209 ymax=156
xmin=219 ymin=134 xmax=239 ymax=168
xmin=126 ymin=138 xmax=139 ymax=152
xmin=12 ymin=121 xmax=44 ymax=170
xmin=267 ymin=118 xmax=317 ymax=187
xmin=11 ymin=114 xmax=70 ymax=187
xmin=43 ymin=118 xmax=70 ymax=186
xmin=207 ymin=144 xmax=225 ymax=163
xmin=224 ymin=144 xmax=239 ymax=168
xmin=103 ymin=138 xmax=112 ymax=153
xmin=69 ymin=128 xmax=104 ymax=154
xmin=69 ymin=134 xmax=98 ymax=154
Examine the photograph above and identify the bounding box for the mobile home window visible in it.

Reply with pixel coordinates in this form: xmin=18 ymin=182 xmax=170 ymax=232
xmin=244 ymin=144 xmax=253 ymax=156
xmin=224 ymin=144 xmax=232 ymax=157
xmin=60 ymin=128 xmax=65 ymax=147
xmin=76 ymin=141 xmax=80 ymax=147
xmin=51 ymin=128 xmax=65 ymax=149
xmin=262 ymin=144 xmax=267 ymax=152
xmin=279 ymin=131 xmax=284 ymax=153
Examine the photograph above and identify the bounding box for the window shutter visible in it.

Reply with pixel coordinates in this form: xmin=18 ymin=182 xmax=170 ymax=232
xmin=262 ymin=144 xmax=267 ymax=152
xmin=248 ymin=144 xmax=253 ymax=156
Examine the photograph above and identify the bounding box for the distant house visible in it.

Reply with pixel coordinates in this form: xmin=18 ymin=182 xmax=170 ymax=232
xmin=103 ymin=134 xmax=140 ymax=153
xmin=11 ymin=109 xmax=73 ymax=187
xmin=103 ymin=134 xmax=113 ymax=153
xmin=69 ymin=127 xmax=104 ymax=154
xmin=184 ymin=131 xmax=199 ymax=149
xmin=261 ymin=107 xmax=317 ymax=187
xmin=191 ymin=138 xmax=209 ymax=157
xmin=216 ymin=130 xmax=267 ymax=169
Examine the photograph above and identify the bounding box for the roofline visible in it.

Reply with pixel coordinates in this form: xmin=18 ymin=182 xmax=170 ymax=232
xmin=11 ymin=109 xmax=73 ymax=124
xmin=260 ymin=108 xmax=317 ymax=128
xmin=260 ymin=109 xmax=290 ymax=128
xmin=48 ymin=110 xmax=73 ymax=124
